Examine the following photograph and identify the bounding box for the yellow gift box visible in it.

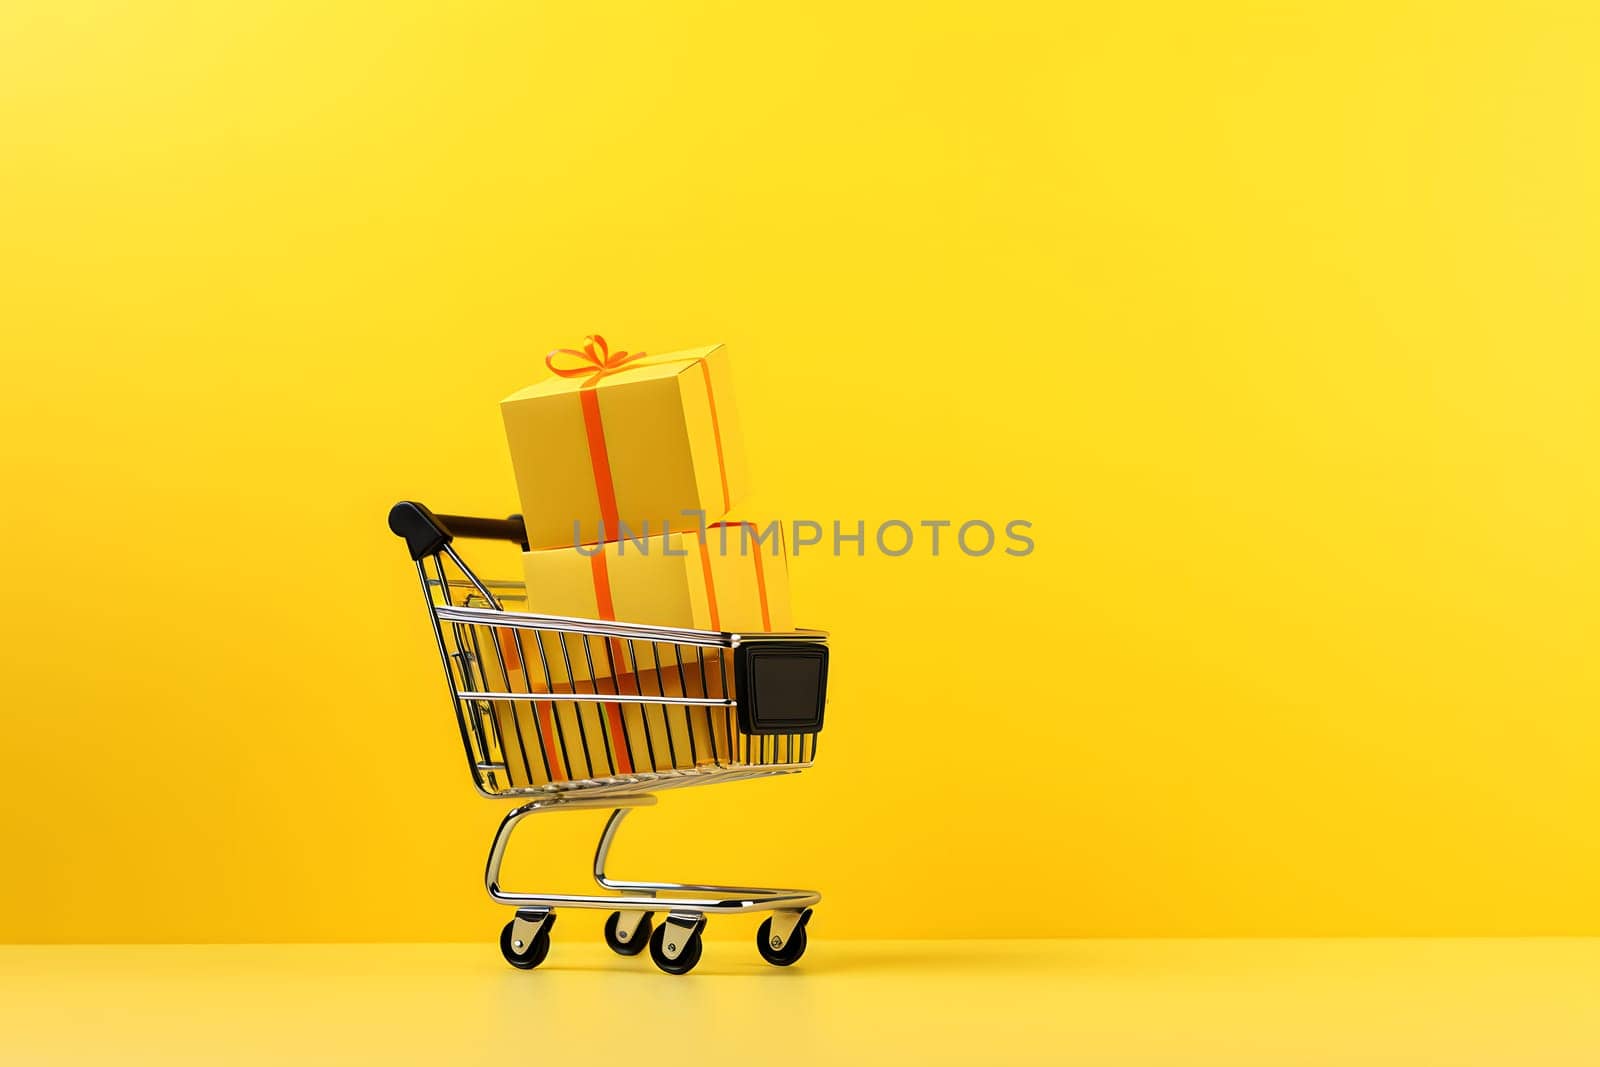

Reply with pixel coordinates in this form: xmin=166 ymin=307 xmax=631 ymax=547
xmin=520 ymin=520 xmax=793 ymax=680
xmin=524 ymin=521 xmax=792 ymax=632
xmin=501 ymin=335 xmax=749 ymax=550
xmin=514 ymin=520 xmax=791 ymax=776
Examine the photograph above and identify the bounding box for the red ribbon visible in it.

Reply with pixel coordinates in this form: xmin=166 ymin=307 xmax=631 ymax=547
xmin=545 ymin=334 xmax=649 ymax=387
xmin=543 ymin=334 xmax=654 ymax=775
xmin=538 ymin=332 xmax=739 ymax=775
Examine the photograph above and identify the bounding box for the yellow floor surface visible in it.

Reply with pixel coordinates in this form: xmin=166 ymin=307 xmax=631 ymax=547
xmin=2 ymin=939 xmax=1597 ymax=1065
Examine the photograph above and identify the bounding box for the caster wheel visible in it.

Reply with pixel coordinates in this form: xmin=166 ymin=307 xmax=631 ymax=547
xmin=603 ymin=911 xmax=653 ymax=957
xmin=499 ymin=915 xmax=554 ymax=970
xmin=648 ymin=920 xmax=704 ymax=975
xmin=756 ymin=910 xmax=812 ymax=967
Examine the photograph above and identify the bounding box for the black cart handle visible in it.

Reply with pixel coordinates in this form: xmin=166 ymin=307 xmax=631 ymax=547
xmin=388 ymin=501 xmax=529 ymax=560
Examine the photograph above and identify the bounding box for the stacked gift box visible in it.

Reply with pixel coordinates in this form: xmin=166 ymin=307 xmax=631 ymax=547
xmin=486 ymin=336 xmax=791 ymax=787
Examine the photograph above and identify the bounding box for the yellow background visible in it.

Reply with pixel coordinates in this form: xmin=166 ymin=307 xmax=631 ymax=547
xmin=2 ymin=1 xmax=1597 ymax=943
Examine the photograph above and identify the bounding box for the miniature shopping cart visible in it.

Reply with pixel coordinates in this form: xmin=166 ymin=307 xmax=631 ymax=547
xmin=390 ymin=502 xmax=829 ymax=975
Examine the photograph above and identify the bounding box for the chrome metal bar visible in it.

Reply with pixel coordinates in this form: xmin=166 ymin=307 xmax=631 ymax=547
xmin=434 ymin=604 xmax=829 ymax=647
xmin=591 ymin=806 xmax=816 ymax=899
xmin=462 ymin=620 xmax=509 ymax=788
xmin=493 ymin=764 xmax=806 ymax=796
xmin=421 ymin=559 xmax=502 ymax=800
xmin=507 ymin=625 xmax=552 ymax=784
xmin=577 ymin=634 xmax=617 ymax=777
xmin=456 ymin=690 xmax=735 ymax=707
xmin=438 ymin=605 xmax=732 ymax=646
xmin=490 ymin=889 xmax=819 ymax=913
xmin=426 ymin=577 xmax=526 ymax=592
xmin=531 ymin=628 xmax=575 ymax=781
xmin=435 ymin=554 xmax=498 ymax=794
xmin=557 ymin=635 xmax=596 ymax=781
xmin=483 ymin=794 xmax=820 ymax=914
xmin=442 ymin=543 xmax=502 ymax=611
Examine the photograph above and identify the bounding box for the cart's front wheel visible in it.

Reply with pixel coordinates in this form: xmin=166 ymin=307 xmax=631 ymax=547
xmin=500 ymin=917 xmax=553 ymax=970
xmin=756 ymin=910 xmax=812 ymax=967
xmin=603 ymin=911 xmax=654 ymax=957
xmin=648 ymin=920 xmax=704 ymax=975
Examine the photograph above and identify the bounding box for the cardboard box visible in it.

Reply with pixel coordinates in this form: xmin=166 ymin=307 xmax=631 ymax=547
xmin=501 ymin=337 xmax=749 ymax=550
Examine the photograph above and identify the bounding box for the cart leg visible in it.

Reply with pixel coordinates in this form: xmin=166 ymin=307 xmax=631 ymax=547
xmin=591 ymin=807 xmax=643 ymax=892
xmin=486 ymin=795 xmax=656 ymax=904
xmin=594 ymin=808 xmax=653 ymax=951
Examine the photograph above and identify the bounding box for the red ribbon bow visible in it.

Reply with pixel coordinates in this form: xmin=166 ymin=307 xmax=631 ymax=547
xmin=545 ymin=335 xmax=648 ymax=385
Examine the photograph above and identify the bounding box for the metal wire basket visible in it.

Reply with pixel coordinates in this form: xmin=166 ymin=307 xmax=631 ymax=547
xmin=390 ymin=501 xmax=830 ymax=974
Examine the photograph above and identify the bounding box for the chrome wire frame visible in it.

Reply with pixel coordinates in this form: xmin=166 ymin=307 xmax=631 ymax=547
xmin=415 ymin=544 xmax=824 ymax=799
xmin=411 ymin=541 xmax=824 ymax=924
